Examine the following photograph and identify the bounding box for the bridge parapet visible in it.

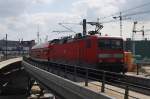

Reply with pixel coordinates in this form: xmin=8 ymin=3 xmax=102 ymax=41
xmin=22 ymin=61 xmax=115 ymax=99
xmin=0 ymin=57 xmax=22 ymax=70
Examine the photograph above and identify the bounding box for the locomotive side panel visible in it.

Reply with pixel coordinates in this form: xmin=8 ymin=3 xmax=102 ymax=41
xmin=30 ymin=36 xmax=126 ymax=73
xmin=84 ymin=37 xmax=98 ymax=65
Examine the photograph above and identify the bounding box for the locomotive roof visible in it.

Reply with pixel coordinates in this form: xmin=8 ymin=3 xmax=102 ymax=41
xmin=98 ymin=36 xmax=123 ymax=39
xmin=32 ymin=42 xmax=49 ymax=49
xmin=32 ymin=35 xmax=123 ymax=50
xmin=86 ymin=35 xmax=123 ymax=40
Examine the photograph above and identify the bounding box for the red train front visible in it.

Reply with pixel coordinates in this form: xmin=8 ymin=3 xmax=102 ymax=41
xmin=30 ymin=34 xmax=126 ymax=73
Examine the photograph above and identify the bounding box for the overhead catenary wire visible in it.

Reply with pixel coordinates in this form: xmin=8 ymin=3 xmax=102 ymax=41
xmin=102 ymin=17 xmax=131 ymax=24
xmin=100 ymin=1 xmax=150 ymax=20
xmin=58 ymin=23 xmax=77 ymax=33
xmin=121 ymin=1 xmax=150 ymax=13
xmin=101 ymin=10 xmax=150 ymax=24
xmin=48 ymin=2 xmax=150 ymax=40
xmin=54 ymin=9 xmax=150 ymax=35
xmin=101 ymin=9 xmax=150 ymax=39
xmin=48 ymin=1 xmax=150 ymax=33
xmin=123 ymin=10 xmax=150 ymax=17
xmin=55 ymin=1 xmax=150 ymax=24
xmin=58 ymin=22 xmax=81 ymax=25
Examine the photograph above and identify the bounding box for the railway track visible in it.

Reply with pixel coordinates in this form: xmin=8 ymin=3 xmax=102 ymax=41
xmin=24 ymin=57 xmax=150 ymax=96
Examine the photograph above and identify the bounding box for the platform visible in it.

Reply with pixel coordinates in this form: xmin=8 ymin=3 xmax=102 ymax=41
xmin=76 ymin=81 xmax=150 ymax=99
xmin=126 ymin=65 xmax=150 ymax=78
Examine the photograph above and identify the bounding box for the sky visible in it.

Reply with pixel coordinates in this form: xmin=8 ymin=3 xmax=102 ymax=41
xmin=0 ymin=0 xmax=150 ymax=42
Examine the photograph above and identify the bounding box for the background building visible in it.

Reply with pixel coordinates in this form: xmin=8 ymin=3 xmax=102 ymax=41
xmin=0 ymin=40 xmax=35 ymax=56
xmin=125 ymin=38 xmax=150 ymax=59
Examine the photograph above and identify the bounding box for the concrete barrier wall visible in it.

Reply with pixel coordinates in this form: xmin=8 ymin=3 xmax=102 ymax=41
xmin=22 ymin=61 xmax=115 ymax=99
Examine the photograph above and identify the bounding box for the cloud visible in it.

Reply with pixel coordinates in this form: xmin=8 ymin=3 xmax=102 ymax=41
xmin=0 ymin=0 xmax=29 ymax=17
xmin=0 ymin=0 xmax=150 ymax=41
xmin=0 ymin=12 xmax=82 ymax=40
xmin=72 ymin=0 xmax=126 ymax=19
xmin=32 ymin=0 xmax=54 ymax=4
xmin=0 ymin=0 xmax=55 ymax=18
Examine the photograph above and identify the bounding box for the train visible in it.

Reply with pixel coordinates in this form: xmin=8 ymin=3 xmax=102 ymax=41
xmin=29 ymin=19 xmax=127 ymax=73
xmin=30 ymin=34 xmax=127 ymax=73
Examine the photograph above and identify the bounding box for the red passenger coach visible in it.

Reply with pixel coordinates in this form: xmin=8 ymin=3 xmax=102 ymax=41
xmin=30 ymin=34 xmax=126 ymax=73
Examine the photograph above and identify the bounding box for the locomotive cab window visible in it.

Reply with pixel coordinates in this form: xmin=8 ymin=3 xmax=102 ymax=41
xmin=98 ymin=39 xmax=123 ymax=50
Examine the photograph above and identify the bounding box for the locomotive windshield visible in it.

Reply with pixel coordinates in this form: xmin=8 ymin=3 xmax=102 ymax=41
xmin=98 ymin=39 xmax=123 ymax=50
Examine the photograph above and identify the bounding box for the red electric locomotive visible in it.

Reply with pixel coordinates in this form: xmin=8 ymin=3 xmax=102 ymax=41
xmin=30 ymin=19 xmax=127 ymax=73
xmin=30 ymin=34 xmax=126 ymax=73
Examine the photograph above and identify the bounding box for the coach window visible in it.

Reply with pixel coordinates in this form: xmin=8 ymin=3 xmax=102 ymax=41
xmin=86 ymin=39 xmax=91 ymax=48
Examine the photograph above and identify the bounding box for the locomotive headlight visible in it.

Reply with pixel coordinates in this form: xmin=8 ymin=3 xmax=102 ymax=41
xmin=113 ymin=54 xmax=124 ymax=58
xmin=98 ymin=54 xmax=112 ymax=58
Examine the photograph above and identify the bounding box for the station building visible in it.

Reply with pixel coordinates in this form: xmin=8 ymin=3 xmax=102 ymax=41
xmin=0 ymin=40 xmax=35 ymax=56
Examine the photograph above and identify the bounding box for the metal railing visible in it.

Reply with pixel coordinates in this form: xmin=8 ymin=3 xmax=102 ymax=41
xmin=23 ymin=57 xmax=150 ymax=99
